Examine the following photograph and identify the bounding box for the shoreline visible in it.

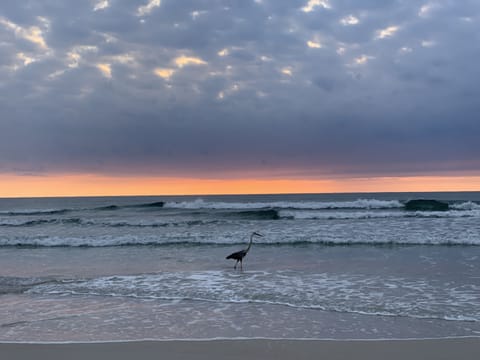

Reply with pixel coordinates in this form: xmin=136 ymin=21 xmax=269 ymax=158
xmin=2 ymin=335 xmax=479 ymax=344
xmin=1 ymin=338 xmax=479 ymax=360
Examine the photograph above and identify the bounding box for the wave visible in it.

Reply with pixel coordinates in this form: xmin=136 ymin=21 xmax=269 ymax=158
xmin=25 ymin=271 xmax=480 ymax=322
xmin=1 ymin=235 xmax=478 ymax=247
xmin=95 ymin=205 xmax=120 ymax=211
xmin=1 ymin=208 xmax=477 ymax=228
xmin=2 ymin=199 xmax=477 ymax=217
xmin=2 ymin=210 xmax=477 ymax=229
xmin=0 ymin=218 xmax=84 ymax=227
xmin=93 ymin=219 xmax=221 ymax=228
xmin=94 ymin=202 xmax=165 ymax=211
xmin=163 ymin=198 xmax=480 ymax=215
xmin=163 ymin=198 xmax=405 ymax=210
xmin=451 ymin=201 xmax=480 ymax=211
xmin=132 ymin=201 xmax=165 ymax=208
xmin=0 ymin=218 xmax=224 ymax=228
xmin=278 ymin=209 xmax=480 ymax=220
xmin=404 ymin=199 xmax=449 ymax=211
xmin=0 ymin=201 xmax=166 ymax=217
xmin=0 ymin=219 xmax=57 ymax=227
xmin=224 ymin=209 xmax=280 ymax=220
xmin=0 ymin=209 xmax=72 ymax=216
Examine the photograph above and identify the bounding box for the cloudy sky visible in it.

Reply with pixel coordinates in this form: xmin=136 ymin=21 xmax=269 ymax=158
xmin=1 ymin=0 xmax=479 ymax=195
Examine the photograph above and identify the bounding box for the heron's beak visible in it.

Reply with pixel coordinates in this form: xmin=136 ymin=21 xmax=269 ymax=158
xmin=254 ymin=232 xmax=264 ymax=237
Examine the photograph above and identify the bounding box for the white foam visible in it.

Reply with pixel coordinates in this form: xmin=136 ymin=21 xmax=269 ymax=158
xmin=0 ymin=235 xmax=166 ymax=247
xmin=164 ymin=198 xmax=404 ymax=210
xmin=451 ymin=201 xmax=480 ymax=211
xmin=278 ymin=210 xmax=405 ymax=220
xmin=27 ymin=271 xmax=480 ymax=323
xmin=2 ymin=335 xmax=480 ymax=344
xmin=278 ymin=209 xmax=480 ymax=220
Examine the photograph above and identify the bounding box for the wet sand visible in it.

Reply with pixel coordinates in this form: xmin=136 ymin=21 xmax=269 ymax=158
xmin=1 ymin=338 xmax=479 ymax=360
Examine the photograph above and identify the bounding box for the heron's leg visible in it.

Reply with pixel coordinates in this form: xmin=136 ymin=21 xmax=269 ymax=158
xmin=240 ymin=259 xmax=243 ymax=271
xmin=234 ymin=260 xmax=238 ymax=269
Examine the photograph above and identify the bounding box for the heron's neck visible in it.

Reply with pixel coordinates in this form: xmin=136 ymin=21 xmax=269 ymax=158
xmin=246 ymin=233 xmax=254 ymax=252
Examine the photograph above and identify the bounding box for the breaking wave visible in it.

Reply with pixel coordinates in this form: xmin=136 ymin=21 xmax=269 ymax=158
xmin=163 ymin=198 xmax=404 ymax=210
xmin=2 ymin=198 xmax=478 ymax=216
xmin=1 ymin=198 xmax=479 ymax=229
xmin=278 ymin=209 xmax=480 ymax=220
xmin=0 ymin=209 xmax=72 ymax=216
xmin=1 ymin=235 xmax=479 ymax=247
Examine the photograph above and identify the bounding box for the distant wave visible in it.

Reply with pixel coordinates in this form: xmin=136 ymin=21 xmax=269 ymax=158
xmin=1 ymin=199 xmax=479 ymax=230
xmin=404 ymin=199 xmax=449 ymax=211
xmin=95 ymin=219 xmax=221 ymax=228
xmin=95 ymin=205 xmax=120 ymax=211
xmin=0 ymin=218 xmax=83 ymax=227
xmin=224 ymin=209 xmax=280 ymax=220
xmin=3 ymin=199 xmax=477 ymax=217
xmin=163 ymin=198 xmax=480 ymax=213
xmin=163 ymin=198 xmax=405 ymax=210
xmin=0 ymin=201 xmax=166 ymax=217
xmin=132 ymin=201 xmax=165 ymax=208
xmin=4 ymin=208 xmax=478 ymax=228
xmin=94 ymin=201 xmax=165 ymax=211
xmin=0 ymin=209 xmax=72 ymax=216
xmin=0 ymin=218 xmax=223 ymax=228
xmin=0 ymin=219 xmax=57 ymax=227
xmin=450 ymin=201 xmax=480 ymax=211
xmin=278 ymin=209 xmax=480 ymax=220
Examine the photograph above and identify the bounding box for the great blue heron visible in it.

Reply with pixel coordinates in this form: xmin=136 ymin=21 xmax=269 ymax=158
xmin=226 ymin=231 xmax=263 ymax=270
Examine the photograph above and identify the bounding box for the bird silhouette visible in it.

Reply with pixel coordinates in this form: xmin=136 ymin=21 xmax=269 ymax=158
xmin=226 ymin=231 xmax=263 ymax=270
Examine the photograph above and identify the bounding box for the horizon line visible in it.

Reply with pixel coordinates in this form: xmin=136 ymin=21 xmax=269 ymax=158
xmin=2 ymin=173 xmax=480 ymax=198
xmin=2 ymin=189 xmax=480 ymax=200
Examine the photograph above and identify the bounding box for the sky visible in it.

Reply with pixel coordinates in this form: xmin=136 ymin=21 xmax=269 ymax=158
xmin=1 ymin=0 xmax=479 ymax=196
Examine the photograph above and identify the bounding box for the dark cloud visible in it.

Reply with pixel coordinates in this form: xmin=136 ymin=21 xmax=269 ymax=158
xmin=0 ymin=0 xmax=479 ymax=179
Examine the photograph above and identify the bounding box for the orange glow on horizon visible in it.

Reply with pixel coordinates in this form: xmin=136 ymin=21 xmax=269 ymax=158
xmin=1 ymin=173 xmax=480 ymax=198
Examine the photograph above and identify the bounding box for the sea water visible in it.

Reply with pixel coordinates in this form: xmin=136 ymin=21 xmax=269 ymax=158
xmin=0 ymin=192 xmax=479 ymax=342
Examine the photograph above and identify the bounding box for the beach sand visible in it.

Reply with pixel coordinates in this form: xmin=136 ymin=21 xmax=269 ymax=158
xmin=1 ymin=338 xmax=479 ymax=360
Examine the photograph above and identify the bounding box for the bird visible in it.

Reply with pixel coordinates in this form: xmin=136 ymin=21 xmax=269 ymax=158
xmin=226 ymin=231 xmax=263 ymax=270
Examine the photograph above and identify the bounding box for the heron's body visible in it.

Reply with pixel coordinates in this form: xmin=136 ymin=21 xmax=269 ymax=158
xmin=226 ymin=232 xmax=263 ymax=270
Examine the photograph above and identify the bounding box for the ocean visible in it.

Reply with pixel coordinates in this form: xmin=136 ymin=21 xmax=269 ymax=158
xmin=0 ymin=192 xmax=479 ymax=342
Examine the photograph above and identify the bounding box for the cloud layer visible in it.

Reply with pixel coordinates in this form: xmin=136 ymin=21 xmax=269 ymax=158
xmin=1 ymin=0 xmax=479 ymax=178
